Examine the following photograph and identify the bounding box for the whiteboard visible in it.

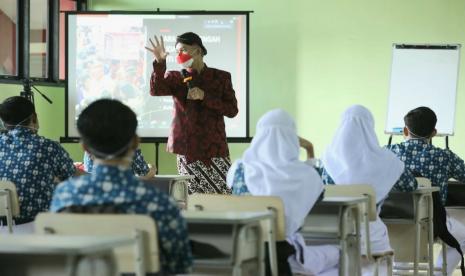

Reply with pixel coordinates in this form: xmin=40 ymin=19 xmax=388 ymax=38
xmin=385 ymin=44 xmax=461 ymax=136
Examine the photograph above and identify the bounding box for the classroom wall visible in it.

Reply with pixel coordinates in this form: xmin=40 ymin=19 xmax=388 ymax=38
xmin=1 ymin=0 xmax=464 ymax=173
xmin=293 ymin=0 xmax=465 ymax=156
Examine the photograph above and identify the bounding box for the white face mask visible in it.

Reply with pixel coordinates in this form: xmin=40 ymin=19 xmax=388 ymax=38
xmin=405 ymin=125 xmax=430 ymax=140
xmin=2 ymin=114 xmax=38 ymax=133
xmin=86 ymin=139 xmax=135 ymax=161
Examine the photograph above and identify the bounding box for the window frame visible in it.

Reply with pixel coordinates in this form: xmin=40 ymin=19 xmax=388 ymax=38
xmin=0 ymin=0 xmax=87 ymax=86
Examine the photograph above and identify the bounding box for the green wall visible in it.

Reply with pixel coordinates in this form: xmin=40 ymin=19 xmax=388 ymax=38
xmin=293 ymin=0 xmax=465 ymax=156
xmin=1 ymin=0 xmax=464 ymax=173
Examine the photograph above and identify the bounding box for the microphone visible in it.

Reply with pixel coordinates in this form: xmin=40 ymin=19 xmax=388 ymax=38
xmin=181 ymin=69 xmax=193 ymax=89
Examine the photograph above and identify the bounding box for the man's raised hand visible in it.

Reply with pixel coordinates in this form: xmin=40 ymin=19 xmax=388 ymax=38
xmin=145 ymin=35 xmax=169 ymax=62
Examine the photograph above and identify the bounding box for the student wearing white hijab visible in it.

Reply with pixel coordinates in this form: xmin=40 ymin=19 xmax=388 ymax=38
xmin=227 ymin=109 xmax=339 ymax=276
xmin=320 ymin=105 xmax=417 ymax=254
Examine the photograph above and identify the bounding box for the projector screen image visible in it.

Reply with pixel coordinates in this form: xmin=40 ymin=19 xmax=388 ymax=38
xmin=66 ymin=12 xmax=248 ymax=139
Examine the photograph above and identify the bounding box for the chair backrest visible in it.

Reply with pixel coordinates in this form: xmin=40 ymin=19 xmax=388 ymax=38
xmin=169 ymin=178 xmax=189 ymax=209
xmin=380 ymin=178 xmax=435 ymax=263
xmin=416 ymin=177 xmax=432 ymax=188
xmin=144 ymin=175 xmax=191 ymax=209
xmin=446 ymin=179 xmax=465 ymax=207
xmin=188 ymin=194 xmax=287 ymax=240
xmin=34 ymin=213 xmax=159 ymax=273
xmin=0 ymin=181 xmax=20 ymax=217
xmin=324 ymin=184 xmax=377 ymax=221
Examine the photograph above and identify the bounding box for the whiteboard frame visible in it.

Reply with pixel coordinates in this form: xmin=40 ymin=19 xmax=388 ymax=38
xmin=384 ymin=43 xmax=461 ymax=136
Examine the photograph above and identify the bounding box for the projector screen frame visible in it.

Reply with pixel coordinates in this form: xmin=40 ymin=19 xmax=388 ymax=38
xmin=61 ymin=10 xmax=252 ymax=144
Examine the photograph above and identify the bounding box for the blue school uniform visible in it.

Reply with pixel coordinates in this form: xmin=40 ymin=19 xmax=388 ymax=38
xmin=51 ymin=164 xmax=192 ymax=274
xmin=0 ymin=127 xmax=75 ymax=223
xmin=386 ymin=139 xmax=465 ymax=204
xmin=318 ymin=165 xmax=418 ymax=193
xmin=83 ymin=149 xmax=150 ymax=176
xmin=229 ymin=162 xmax=250 ymax=195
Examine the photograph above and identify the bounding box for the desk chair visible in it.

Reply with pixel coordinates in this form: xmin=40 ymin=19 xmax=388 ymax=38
xmin=325 ymin=184 xmax=393 ymax=276
xmin=188 ymin=194 xmax=284 ymax=276
xmin=444 ymin=180 xmax=465 ymax=275
xmin=0 ymin=181 xmax=20 ymax=233
xmin=446 ymin=179 xmax=465 ymax=207
xmin=144 ymin=175 xmax=192 ymax=209
xmin=380 ymin=177 xmax=440 ymax=275
xmin=35 ymin=213 xmax=159 ymax=276
xmin=302 ymin=194 xmax=366 ymax=276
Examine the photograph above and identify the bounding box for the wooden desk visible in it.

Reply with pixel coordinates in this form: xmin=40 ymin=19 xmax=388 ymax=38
xmin=0 ymin=234 xmax=135 ymax=276
xmin=183 ymin=210 xmax=273 ymax=276
xmin=302 ymin=196 xmax=367 ymax=276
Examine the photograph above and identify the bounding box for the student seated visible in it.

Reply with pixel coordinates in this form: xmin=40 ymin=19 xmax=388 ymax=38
xmin=319 ymin=105 xmax=417 ymax=269
xmin=83 ymin=149 xmax=156 ymax=180
xmin=227 ymin=109 xmax=339 ymax=276
xmin=385 ymin=106 xmax=465 ymax=275
xmin=50 ymin=99 xmax=192 ymax=274
xmin=0 ymin=96 xmax=76 ymax=233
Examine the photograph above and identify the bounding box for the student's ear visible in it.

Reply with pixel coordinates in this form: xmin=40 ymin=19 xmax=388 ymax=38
xmin=31 ymin=113 xmax=38 ymax=125
xmin=31 ymin=113 xmax=38 ymax=122
xmin=30 ymin=113 xmax=39 ymax=132
xmin=403 ymin=127 xmax=409 ymax=137
xmin=81 ymin=143 xmax=90 ymax=153
xmin=431 ymin=129 xmax=437 ymax=138
xmin=131 ymin=135 xmax=140 ymax=150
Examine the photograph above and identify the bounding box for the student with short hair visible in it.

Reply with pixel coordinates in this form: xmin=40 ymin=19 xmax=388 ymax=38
xmin=0 ymin=96 xmax=76 ymax=232
xmin=320 ymin=105 xmax=417 ymax=270
xmin=227 ymin=109 xmax=339 ymax=276
xmin=51 ymin=99 xmax=192 ymax=274
xmin=386 ymin=106 xmax=465 ymax=275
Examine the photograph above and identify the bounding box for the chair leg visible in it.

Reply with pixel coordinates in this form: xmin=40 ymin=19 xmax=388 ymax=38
xmin=428 ymin=217 xmax=435 ymax=275
xmin=66 ymin=255 xmax=79 ymax=276
xmin=340 ymin=240 xmax=347 ymax=276
xmin=5 ymin=191 xmax=14 ymax=234
xmin=386 ymin=255 xmax=393 ymax=276
xmin=442 ymin=241 xmax=447 ymax=276
xmin=374 ymin=257 xmax=380 ymax=276
xmin=414 ymin=222 xmax=421 ymax=275
xmin=133 ymin=229 xmax=146 ymax=276
xmin=373 ymin=256 xmax=392 ymax=276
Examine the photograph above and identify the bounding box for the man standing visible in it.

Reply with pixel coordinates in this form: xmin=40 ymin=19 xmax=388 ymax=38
xmin=145 ymin=32 xmax=238 ymax=194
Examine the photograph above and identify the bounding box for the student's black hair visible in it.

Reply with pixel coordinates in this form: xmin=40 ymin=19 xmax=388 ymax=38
xmin=0 ymin=96 xmax=35 ymax=129
xmin=404 ymin=106 xmax=437 ymax=138
xmin=77 ymin=99 xmax=137 ymax=158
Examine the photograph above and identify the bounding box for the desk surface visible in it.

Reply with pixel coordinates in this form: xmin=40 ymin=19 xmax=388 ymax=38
xmin=0 ymin=235 xmax=134 ymax=255
xmin=319 ymin=196 xmax=367 ymax=206
xmin=183 ymin=210 xmax=272 ymax=224
xmin=154 ymin=175 xmax=194 ymax=180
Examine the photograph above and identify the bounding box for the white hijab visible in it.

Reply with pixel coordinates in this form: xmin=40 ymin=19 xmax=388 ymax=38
xmin=227 ymin=109 xmax=323 ymax=236
xmin=322 ymin=105 xmax=404 ymax=203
